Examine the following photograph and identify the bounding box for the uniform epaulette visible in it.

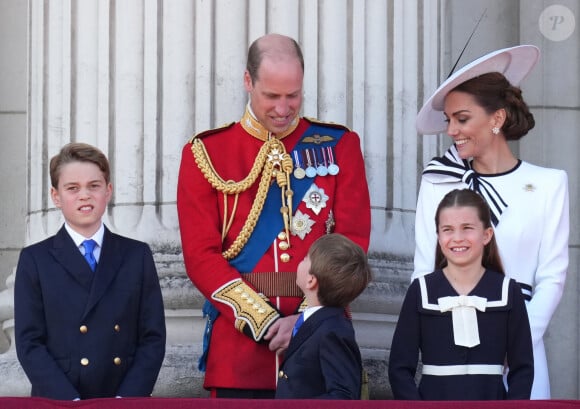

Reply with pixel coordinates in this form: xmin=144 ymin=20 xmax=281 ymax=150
xmin=304 ymin=117 xmax=351 ymax=132
xmin=188 ymin=122 xmax=236 ymax=143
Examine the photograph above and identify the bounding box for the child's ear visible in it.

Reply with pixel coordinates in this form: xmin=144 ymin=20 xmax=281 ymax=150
xmin=483 ymin=227 xmax=494 ymax=245
xmin=106 ymin=182 xmax=113 ymax=202
xmin=306 ymin=274 xmax=318 ymax=290
xmin=50 ymin=187 xmax=61 ymax=208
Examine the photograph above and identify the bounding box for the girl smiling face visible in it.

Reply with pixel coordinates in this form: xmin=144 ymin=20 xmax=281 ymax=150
xmin=437 ymin=205 xmax=493 ymax=271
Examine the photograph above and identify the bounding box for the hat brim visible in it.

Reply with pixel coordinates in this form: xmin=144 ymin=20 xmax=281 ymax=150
xmin=416 ymin=45 xmax=540 ymax=135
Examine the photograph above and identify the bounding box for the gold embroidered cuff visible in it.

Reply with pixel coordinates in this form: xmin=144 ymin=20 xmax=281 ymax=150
xmin=212 ymin=279 xmax=280 ymax=342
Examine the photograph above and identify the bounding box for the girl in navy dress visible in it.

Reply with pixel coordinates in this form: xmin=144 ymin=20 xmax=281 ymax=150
xmin=389 ymin=189 xmax=533 ymax=400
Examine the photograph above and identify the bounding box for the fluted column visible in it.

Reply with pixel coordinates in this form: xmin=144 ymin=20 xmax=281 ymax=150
xmin=23 ymin=0 xmax=201 ymax=397
xmin=520 ymin=3 xmax=580 ymax=399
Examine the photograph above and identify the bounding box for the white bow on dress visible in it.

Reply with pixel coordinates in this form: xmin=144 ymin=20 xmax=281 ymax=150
xmin=438 ymin=295 xmax=487 ymax=348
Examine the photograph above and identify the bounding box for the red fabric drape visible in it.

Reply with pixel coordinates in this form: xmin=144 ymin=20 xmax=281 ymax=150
xmin=0 ymin=397 xmax=579 ymax=409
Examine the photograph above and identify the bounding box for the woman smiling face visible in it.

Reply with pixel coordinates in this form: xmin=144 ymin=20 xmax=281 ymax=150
xmin=443 ymin=90 xmax=500 ymax=160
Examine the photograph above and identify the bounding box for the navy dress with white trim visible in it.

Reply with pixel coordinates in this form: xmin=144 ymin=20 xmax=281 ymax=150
xmin=388 ymin=269 xmax=533 ymax=400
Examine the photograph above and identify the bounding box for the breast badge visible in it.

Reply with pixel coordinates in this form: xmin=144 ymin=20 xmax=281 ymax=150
xmin=302 ymin=184 xmax=329 ymax=215
xmin=291 ymin=210 xmax=315 ymax=240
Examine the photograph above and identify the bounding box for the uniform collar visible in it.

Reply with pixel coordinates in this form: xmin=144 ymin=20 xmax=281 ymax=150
xmin=240 ymin=103 xmax=299 ymax=142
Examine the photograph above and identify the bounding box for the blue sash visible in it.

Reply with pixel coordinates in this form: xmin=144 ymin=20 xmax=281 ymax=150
xmin=198 ymin=123 xmax=346 ymax=371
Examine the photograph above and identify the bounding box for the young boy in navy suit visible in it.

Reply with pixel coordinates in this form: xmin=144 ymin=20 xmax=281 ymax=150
xmin=14 ymin=142 xmax=166 ymax=400
xmin=275 ymin=233 xmax=372 ymax=399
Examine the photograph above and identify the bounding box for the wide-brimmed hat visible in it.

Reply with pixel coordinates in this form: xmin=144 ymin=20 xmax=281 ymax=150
xmin=416 ymin=45 xmax=540 ymax=135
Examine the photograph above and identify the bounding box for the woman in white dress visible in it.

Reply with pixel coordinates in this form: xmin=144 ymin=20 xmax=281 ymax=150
xmin=412 ymin=45 xmax=569 ymax=399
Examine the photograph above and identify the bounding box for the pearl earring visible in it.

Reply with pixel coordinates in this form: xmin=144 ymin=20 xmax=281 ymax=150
xmin=492 ymin=127 xmax=500 ymax=135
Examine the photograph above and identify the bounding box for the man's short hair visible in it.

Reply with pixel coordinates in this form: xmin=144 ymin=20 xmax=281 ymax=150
xmin=246 ymin=34 xmax=304 ymax=84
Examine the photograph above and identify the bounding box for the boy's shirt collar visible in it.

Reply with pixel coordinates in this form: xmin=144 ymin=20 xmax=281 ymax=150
xmin=303 ymin=305 xmax=323 ymax=322
xmin=64 ymin=222 xmax=105 ymax=248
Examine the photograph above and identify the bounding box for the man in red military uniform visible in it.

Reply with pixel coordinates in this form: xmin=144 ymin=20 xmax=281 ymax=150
xmin=177 ymin=33 xmax=371 ymax=398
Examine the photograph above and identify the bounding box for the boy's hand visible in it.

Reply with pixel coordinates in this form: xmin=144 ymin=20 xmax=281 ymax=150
xmin=264 ymin=314 xmax=300 ymax=355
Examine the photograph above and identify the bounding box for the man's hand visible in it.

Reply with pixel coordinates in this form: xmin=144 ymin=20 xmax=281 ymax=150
xmin=264 ymin=314 xmax=300 ymax=355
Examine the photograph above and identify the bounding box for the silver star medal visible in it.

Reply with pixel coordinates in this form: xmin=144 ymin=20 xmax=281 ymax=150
xmin=302 ymin=183 xmax=329 ymax=215
xmin=291 ymin=210 xmax=315 ymax=239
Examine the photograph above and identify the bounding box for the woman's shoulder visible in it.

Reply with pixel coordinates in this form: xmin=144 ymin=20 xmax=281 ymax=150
xmin=515 ymin=161 xmax=569 ymax=196
xmin=519 ymin=161 xmax=567 ymax=179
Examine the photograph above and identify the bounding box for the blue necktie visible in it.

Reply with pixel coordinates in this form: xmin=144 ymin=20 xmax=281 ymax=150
xmin=292 ymin=313 xmax=305 ymax=337
xmin=82 ymin=239 xmax=97 ymax=272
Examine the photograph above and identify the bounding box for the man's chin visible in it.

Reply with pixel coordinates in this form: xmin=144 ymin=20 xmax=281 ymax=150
xmin=268 ymin=124 xmax=291 ymax=135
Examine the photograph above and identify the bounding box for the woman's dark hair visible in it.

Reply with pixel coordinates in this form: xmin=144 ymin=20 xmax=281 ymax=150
xmin=434 ymin=189 xmax=504 ymax=274
xmin=452 ymin=72 xmax=535 ymax=140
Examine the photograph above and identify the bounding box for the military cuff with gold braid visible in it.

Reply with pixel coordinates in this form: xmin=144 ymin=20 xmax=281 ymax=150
xmin=211 ymin=278 xmax=280 ymax=342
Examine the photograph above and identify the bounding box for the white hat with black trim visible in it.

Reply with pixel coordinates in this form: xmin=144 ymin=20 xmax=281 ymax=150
xmin=416 ymin=45 xmax=540 ymax=135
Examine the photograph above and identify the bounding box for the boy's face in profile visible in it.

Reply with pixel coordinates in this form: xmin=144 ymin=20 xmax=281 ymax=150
xmin=51 ymin=161 xmax=112 ymax=238
xmin=296 ymin=254 xmax=312 ymax=294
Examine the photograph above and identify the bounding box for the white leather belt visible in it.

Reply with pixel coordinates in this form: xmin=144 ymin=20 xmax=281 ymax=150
xmin=422 ymin=364 xmax=503 ymax=376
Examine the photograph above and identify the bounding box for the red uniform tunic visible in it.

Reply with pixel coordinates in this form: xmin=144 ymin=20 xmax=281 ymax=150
xmin=177 ymin=114 xmax=371 ymax=391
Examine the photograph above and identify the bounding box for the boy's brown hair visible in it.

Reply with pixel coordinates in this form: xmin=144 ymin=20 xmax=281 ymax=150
xmin=308 ymin=233 xmax=372 ymax=308
xmin=49 ymin=142 xmax=111 ymax=188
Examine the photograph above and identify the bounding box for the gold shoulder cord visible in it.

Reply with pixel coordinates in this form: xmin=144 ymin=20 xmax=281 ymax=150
xmin=191 ymin=136 xmax=293 ymax=260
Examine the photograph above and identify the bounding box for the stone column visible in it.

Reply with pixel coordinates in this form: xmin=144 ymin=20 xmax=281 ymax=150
xmin=10 ymin=0 xmax=204 ymax=397
xmin=0 ymin=0 xmax=27 ymax=363
xmin=0 ymin=270 xmax=30 ymax=396
xmin=520 ymin=2 xmax=580 ymax=399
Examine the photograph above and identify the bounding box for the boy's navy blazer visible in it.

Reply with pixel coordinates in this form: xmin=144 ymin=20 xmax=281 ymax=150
xmin=275 ymin=306 xmax=362 ymax=399
xmin=14 ymin=225 xmax=166 ymax=400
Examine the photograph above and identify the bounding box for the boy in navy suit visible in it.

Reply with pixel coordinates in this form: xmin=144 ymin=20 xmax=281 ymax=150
xmin=275 ymin=233 xmax=372 ymax=399
xmin=14 ymin=143 xmax=166 ymax=400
